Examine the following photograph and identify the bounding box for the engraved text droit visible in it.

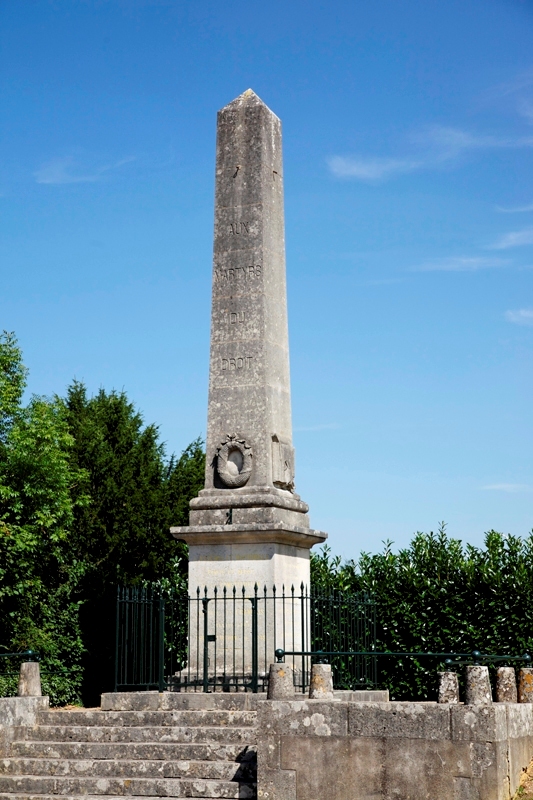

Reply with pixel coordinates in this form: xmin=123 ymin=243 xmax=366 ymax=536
xmin=221 ymin=356 xmax=253 ymax=371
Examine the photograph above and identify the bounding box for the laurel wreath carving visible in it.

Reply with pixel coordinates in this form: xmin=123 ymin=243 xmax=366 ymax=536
xmin=216 ymin=434 xmax=253 ymax=488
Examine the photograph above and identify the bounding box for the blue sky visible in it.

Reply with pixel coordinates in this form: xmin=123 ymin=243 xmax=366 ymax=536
xmin=2 ymin=0 xmax=533 ymax=559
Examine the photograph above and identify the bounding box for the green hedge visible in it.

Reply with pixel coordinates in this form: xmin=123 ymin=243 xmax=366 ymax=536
xmin=310 ymin=525 xmax=533 ymax=700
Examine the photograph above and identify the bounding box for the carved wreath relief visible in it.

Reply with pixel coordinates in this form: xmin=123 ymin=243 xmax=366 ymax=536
xmin=216 ymin=434 xmax=253 ymax=488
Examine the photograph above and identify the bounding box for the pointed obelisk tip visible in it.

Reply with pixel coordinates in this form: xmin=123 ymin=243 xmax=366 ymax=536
xmin=221 ymin=88 xmax=275 ymax=115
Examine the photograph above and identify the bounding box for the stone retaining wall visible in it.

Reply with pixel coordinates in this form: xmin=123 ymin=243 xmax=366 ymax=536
xmin=257 ymin=699 xmax=533 ymax=800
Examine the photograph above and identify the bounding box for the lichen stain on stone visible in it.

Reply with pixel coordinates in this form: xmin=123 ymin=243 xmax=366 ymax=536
xmin=464 ymin=711 xmax=477 ymax=727
xmin=309 ymin=713 xmax=331 ymax=736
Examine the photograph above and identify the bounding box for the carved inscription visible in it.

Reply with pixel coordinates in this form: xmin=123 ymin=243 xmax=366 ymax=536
xmin=221 ymin=356 xmax=253 ymax=371
xmin=229 ymin=312 xmax=245 ymax=325
xmin=229 ymin=222 xmax=249 ymax=235
xmin=214 ymin=265 xmax=262 ymax=283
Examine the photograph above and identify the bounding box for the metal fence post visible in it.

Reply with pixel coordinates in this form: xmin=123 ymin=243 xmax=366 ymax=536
xmin=158 ymin=594 xmax=166 ymax=693
xmin=114 ymin=586 xmax=120 ymax=692
xmin=202 ymin=596 xmax=210 ymax=693
xmin=250 ymin=588 xmax=258 ymax=693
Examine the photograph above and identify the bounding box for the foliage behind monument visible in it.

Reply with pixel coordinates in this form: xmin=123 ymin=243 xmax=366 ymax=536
xmin=311 ymin=525 xmax=533 ymax=700
xmin=0 ymin=332 xmax=204 ymax=704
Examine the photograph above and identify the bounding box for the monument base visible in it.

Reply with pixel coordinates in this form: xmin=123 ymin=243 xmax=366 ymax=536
xmin=171 ymin=523 xmax=327 ymax=594
xmin=170 ymin=524 xmax=327 ymax=687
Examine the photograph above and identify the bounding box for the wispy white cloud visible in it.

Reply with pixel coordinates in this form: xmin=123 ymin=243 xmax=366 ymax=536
xmin=415 ymin=125 xmax=533 ymax=154
xmin=328 ymin=124 xmax=533 ymax=183
xmin=519 ymin=98 xmax=533 ymax=124
xmin=505 ymin=308 xmax=533 ymax=326
xmin=482 ymin=483 xmax=533 ymax=493
xmin=490 ymin=227 xmax=533 ymax=249
xmin=481 ymin=67 xmax=533 ymax=102
xmin=35 ymin=155 xmax=135 ymax=185
xmin=327 ymin=156 xmax=421 ymax=181
xmin=496 ymin=202 xmax=533 ymax=213
xmin=294 ymin=423 xmax=341 ymax=432
xmin=410 ymin=256 xmax=508 ymax=273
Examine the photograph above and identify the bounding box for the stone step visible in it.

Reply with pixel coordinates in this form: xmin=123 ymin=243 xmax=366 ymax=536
xmin=0 ymin=760 xmax=256 ymax=783
xmin=101 ymin=693 xmax=258 ymax=712
xmin=0 ymin=795 xmax=252 ymax=800
xmin=0 ymin=796 xmax=236 ymax=800
xmin=0 ymin=777 xmax=255 ymax=799
xmin=9 ymin=743 xmax=256 ymax=765
xmin=36 ymin=713 xmax=256 ymax=730
xmin=20 ymin=728 xmax=254 ymax=746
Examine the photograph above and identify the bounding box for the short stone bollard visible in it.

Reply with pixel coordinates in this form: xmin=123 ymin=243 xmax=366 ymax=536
xmin=309 ymin=663 xmax=334 ymax=700
xmin=465 ymin=665 xmax=492 ymax=704
xmin=437 ymin=671 xmax=459 ymax=704
xmin=18 ymin=661 xmax=42 ymax=697
xmin=518 ymin=668 xmax=533 ymax=703
xmin=267 ymin=663 xmax=294 ymax=699
xmin=496 ymin=666 xmax=517 ymax=703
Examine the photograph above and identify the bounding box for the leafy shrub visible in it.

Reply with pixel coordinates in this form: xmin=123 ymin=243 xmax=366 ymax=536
xmin=311 ymin=525 xmax=533 ymax=700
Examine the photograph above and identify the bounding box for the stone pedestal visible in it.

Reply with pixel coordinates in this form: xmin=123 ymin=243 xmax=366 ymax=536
xmin=185 ymin=527 xmax=323 ymax=594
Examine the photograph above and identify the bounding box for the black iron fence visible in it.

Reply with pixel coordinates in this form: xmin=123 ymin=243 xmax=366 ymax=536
xmin=114 ymin=585 xmax=377 ymax=693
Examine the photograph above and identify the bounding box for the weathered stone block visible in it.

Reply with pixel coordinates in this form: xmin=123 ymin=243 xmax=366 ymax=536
xmin=348 ymin=702 xmax=451 ymax=740
xmin=495 ymin=666 xmax=517 ymax=703
xmin=451 ymin=704 xmax=507 ymax=742
xmin=267 ymin=664 xmax=295 ymax=700
xmin=452 ymin=776 xmax=480 ymax=800
xmin=438 ymin=671 xmax=459 ymax=704
xmin=507 ymin=702 xmax=533 ymax=738
xmin=519 ymin=668 xmax=533 ymax=704
xmin=0 ymin=697 xmax=49 ymax=726
xmin=100 ymin=691 xmax=160 ymax=712
xmin=383 ymin=738 xmax=471 ymax=799
xmin=333 ymin=690 xmax=389 ymax=702
xmin=257 ymin=766 xmax=296 ymax=800
xmin=281 ymin=736 xmax=383 ymax=800
xmin=308 ymin=664 xmax=334 ymax=700
xmin=465 ymin=666 xmax=492 ymax=705
xmin=258 ymin=700 xmax=348 ymax=737
xmin=17 ymin=662 xmax=41 ymax=697
xmin=258 ymin=735 xmax=280 ymax=770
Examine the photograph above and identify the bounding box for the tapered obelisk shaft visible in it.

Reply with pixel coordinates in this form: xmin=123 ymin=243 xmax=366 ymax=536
xmin=172 ymin=90 xmax=326 ymax=594
xmin=207 ymin=89 xmax=292 ymax=492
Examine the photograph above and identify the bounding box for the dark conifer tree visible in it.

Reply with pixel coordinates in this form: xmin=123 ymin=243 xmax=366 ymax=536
xmin=62 ymin=382 xmax=204 ymax=703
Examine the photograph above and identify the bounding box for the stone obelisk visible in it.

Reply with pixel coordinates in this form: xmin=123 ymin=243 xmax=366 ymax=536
xmin=171 ymin=89 xmax=326 ymax=595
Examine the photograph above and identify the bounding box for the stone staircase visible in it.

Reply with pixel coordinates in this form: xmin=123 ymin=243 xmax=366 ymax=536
xmin=0 ymin=694 xmax=257 ymax=800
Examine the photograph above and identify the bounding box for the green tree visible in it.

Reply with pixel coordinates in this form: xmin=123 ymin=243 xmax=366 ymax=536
xmin=0 ymin=332 xmax=87 ymax=704
xmin=61 ymin=382 xmax=204 ymax=703
xmin=0 ymin=334 xmax=205 ymax=705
